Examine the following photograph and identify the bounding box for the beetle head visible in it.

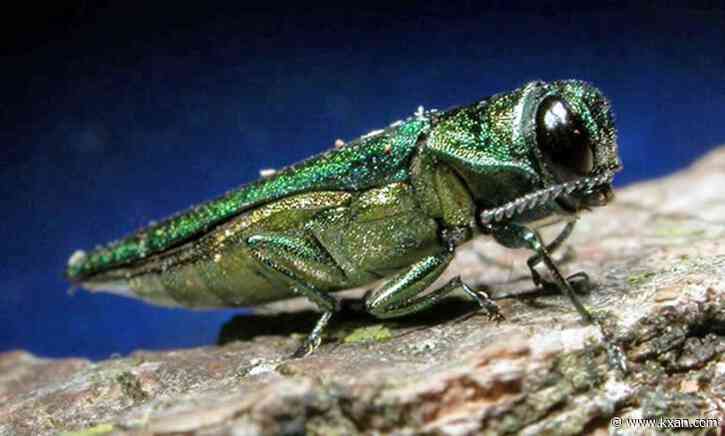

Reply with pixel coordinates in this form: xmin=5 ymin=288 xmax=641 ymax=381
xmin=477 ymin=80 xmax=622 ymax=226
xmin=533 ymin=80 xmax=622 ymax=213
xmin=525 ymin=80 xmax=621 ymax=214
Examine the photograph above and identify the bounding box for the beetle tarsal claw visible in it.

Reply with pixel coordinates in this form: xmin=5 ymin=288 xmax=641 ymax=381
xmin=460 ymin=281 xmax=504 ymax=322
xmin=291 ymin=311 xmax=333 ymax=359
xmin=292 ymin=337 xmax=321 ymax=359
xmin=537 ymin=271 xmax=591 ymax=296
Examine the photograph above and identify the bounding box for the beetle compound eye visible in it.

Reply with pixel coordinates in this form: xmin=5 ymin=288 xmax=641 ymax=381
xmin=535 ymin=96 xmax=594 ymax=180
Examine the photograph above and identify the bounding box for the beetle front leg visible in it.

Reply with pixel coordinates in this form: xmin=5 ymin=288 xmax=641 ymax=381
xmin=492 ymin=223 xmax=628 ymax=372
xmin=526 ymin=220 xmax=590 ymax=294
xmin=490 ymin=223 xmax=592 ymax=322
xmin=365 ymin=250 xmax=503 ymax=321
xmin=247 ymin=233 xmax=345 ymax=358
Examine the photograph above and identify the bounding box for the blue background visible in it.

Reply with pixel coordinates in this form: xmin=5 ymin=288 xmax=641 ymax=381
xmin=3 ymin=2 xmax=725 ymax=360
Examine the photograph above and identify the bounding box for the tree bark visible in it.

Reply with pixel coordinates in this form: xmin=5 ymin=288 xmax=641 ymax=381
xmin=2 ymin=148 xmax=725 ymax=436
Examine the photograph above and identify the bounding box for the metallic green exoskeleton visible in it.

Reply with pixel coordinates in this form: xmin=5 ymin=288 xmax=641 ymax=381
xmin=67 ymin=80 xmax=621 ymax=358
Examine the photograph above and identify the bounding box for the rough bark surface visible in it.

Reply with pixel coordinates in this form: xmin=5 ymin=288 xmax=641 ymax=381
xmin=3 ymin=148 xmax=725 ymax=436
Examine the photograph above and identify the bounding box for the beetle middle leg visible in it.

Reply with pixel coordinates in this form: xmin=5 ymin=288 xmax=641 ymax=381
xmin=365 ymin=249 xmax=503 ymax=321
xmin=246 ymin=232 xmax=347 ymax=357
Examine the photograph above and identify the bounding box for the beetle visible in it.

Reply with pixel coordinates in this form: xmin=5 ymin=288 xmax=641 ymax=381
xmin=66 ymin=80 xmax=621 ymax=358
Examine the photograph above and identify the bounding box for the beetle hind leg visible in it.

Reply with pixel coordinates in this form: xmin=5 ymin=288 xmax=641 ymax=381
xmin=246 ymin=232 xmax=346 ymax=357
xmin=364 ymin=250 xmax=503 ymax=321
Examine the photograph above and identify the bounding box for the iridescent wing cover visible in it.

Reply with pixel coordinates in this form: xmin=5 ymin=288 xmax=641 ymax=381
xmin=67 ymin=118 xmax=429 ymax=280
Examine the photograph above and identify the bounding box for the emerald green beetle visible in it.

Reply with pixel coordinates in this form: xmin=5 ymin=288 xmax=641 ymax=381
xmin=67 ymin=80 xmax=621 ymax=358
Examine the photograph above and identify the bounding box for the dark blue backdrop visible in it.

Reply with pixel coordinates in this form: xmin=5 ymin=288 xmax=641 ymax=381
xmin=3 ymin=2 xmax=725 ymax=360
